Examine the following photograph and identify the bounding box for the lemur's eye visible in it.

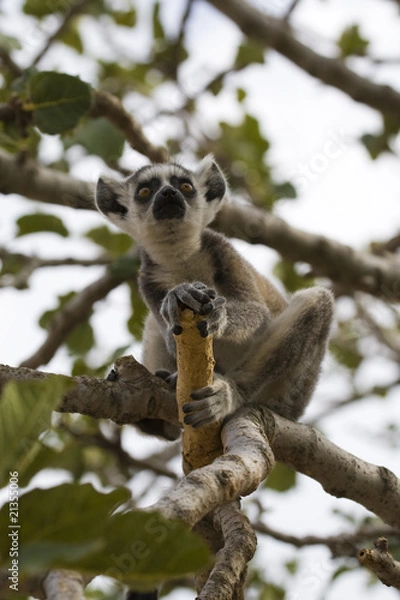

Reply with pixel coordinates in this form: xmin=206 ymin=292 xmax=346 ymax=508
xmin=138 ymin=187 xmax=151 ymax=199
xmin=180 ymin=182 xmax=193 ymax=194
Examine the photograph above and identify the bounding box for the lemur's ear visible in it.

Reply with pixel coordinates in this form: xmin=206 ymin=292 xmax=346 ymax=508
xmin=196 ymin=155 xmax=227 ymax=202
xmin=96 ymin=177 xmax=128 ymax=218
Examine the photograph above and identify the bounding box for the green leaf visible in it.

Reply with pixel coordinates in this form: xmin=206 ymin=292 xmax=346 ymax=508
xmin=265 ymin=463 xmax=296 ymax=492
xmin=330 ymin=321 xmax=363 ymax=371
xmin=109 ymin=255 xmax=140 ymax=279
xmin=11 ymin=66 xmax=38 ymax=95
xmin=23 ymin=0 xmax=71 ymax=17
xmin=0 ymin=376 xmax=74 ymax=485
xmin=273 ymin=260 xmax=315 ymax=293
xmin=18 ymin=442 xmax=87 ymax=488
xmin=127 ymin=286 xmax=147 ymax=340
xmin=236 ymin=88 xmax=247 ymax=103
xmin=0 ymin=32 xmax=21 ymax=51
xmin=39 ymin=292 xmax=76 ymax=330
xmin=16 ymin=213 xmax=69 ymax=238
xmin=112 ymin=9 xmax=137 ymax=27
xmin=285 ymin=559 xmax=298 ymax=575
xmin=272 ymin=181 xmax=296 ymax=200
xmin=361 ymin=133 xmax=391 ymax=160
xmin=66 ymin=320 xmax=95 ymax=355
xmin=209 ymin=78 xmax=223 ymax=96
xmin=0 ymin=121 xmax=41 ymax=156
xmin=64 ymin=118 xmax=125 ymax=161
xmin=330 ymin=339 xmax=363 ymax=371
xmin=85 ymin=225 xmax=133 ymax=255
xmin=0 ymin=483 xmax=210 ymax=587
xmin=259 ymin=583 xmax=285 ymax=600
xmin=28 ymin=72 xmax=92 ymax=134
xmin=0 ymin=483 xmax=129 ymax=571
xmin=152 ymin=2 xmax=164 ymax=41
xmin=337 ymin=24 xmax=369 ymax=58
xmin=102 ymin=512 xmax=210 ymax=588
xmin=59 ymin=23 xmax=84 ymax=54
xmin=235 ymin=40 xmax=265 ymax=69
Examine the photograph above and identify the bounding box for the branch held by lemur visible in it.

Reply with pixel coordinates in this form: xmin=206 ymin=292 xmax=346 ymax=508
xmin=172 ymin=309 xmax=262 ymax=598
xmin=174 ymin=307 xmax=223 ymax=473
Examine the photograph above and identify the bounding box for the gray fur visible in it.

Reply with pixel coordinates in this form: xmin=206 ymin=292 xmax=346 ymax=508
xmin=95 ymin=156 xmax=334 ymax=437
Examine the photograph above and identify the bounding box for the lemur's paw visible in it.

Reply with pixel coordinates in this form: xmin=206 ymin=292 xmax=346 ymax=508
xmin=161 ymin=282 xmax=227 ymax=337
xmin=182 ymin=379 xmax=233 ymax=428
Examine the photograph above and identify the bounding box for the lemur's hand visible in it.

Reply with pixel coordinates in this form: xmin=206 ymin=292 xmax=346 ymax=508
xmin=161 ymin=282 xmax=227 ymax=337
xmin=183 ymin=375 xmax=240 ymax=428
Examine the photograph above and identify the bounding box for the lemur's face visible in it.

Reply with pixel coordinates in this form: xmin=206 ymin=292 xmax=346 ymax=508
xmin=95 ymin=156 xmax=226 ymax=251
xmin=128 ymin=163 xmax=198 ymax=222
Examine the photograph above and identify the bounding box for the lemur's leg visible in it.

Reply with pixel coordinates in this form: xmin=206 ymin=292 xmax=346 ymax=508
xmin=235 ymin=286 xmax=334 ymax=420
xmin=184 ymin=287 xmax=333 ymax=426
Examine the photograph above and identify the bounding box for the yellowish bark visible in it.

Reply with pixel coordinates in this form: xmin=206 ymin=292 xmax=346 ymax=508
xmin=174 ymin=308 xmax=223 ymax=473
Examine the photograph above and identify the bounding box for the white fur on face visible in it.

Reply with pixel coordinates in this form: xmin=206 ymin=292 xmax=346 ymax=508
xmin=96 ymin=157 xmax=227 ymax=262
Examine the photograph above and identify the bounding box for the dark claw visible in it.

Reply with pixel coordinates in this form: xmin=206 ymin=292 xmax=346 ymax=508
xmin=106 ymin=368 xmax=118 ymax=382
xmin=197 ymin=320 xmax=209 ymax=337
xmin=184 ymin=413 xmax=211 ymax=428
xmin=155 ymin=369 xmax=171 ymax=381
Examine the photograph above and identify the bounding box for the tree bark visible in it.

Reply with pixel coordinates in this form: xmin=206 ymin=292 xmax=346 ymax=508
xmin=174 ymin=308 xmax=223 ymax=473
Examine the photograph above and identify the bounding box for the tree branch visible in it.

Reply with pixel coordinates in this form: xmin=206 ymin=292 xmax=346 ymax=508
xmin=153 ymin=409 xmax=274 ymax=527
xmin=174 ymin=307 xmax=222 ymax=473
xmin=206 ymin=0 xmax=400 ymax=118
xmin=1 ymin=363 xmax=400 ymax=530
xmin=0 ymin=357 xmax=179 ymax=427
xmin=262 ymin=408 xmax=400 ymax=529
xmin=254 ymin=521 xmax=397 ymax=558
xmin=31 ymin=0 xmax=93 ymax=67
xmin=0 ymin=246 xmax=112 ymax=289
xmin=0 ymin=150 xmax=94 ymax=210
xmin=43 ymin=570 xmax=86 ymax=600
xmin=19 ymin=268 xmax=129 ymax=369
xmin=214 ymin=200 xmax=400 ymax=300
xmin=89 ymin=91 xmax=169 ymax=163
xmin=200 ymin=502 xmax=257 ymax=599
xmin=358 ymin=537 xmax=400 ymax=589
xmin=0 ymin=47 xmax=23 ymax=77
xmin=2 ymin=149 xmax=400 ymax=301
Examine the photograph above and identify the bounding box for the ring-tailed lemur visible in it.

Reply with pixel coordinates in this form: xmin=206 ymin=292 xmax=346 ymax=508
xmin=96 ymin=155 xmax=334 ymax=441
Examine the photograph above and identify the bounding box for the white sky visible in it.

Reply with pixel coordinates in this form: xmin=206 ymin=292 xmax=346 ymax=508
xmin=1 ymin=1 xmax=400 ymax=599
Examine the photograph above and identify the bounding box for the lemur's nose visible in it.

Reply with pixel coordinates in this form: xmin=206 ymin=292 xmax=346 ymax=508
xmin=160 ymin=186 xmax=176 ymax=198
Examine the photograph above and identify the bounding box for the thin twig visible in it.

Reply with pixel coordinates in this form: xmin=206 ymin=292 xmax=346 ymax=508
xmin=254 ymin=520 xmax=397 ymax=558
xmin=0 ymin=47 xmax=23 ymax=77
xmin=31 ymin=0 xmax=93 ymax=67
xmin=19 ymin=268 xmax=129 ymax=369
xmin=283 ymin=0 xmax=303 ymax=21
xmin=90 ymin=90 xmax=169 ymax=163
xmin=206 ymin=0 xmax=400 ymax=119
xmin=358 ymin=537 xmax=400 ymax=589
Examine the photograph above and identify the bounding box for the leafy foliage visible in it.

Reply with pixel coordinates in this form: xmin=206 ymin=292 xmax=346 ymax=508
xmin=0 ymin=483 xmax=209 ymax=586
xmin=337 ymin=24 xmax=369 ymax=58
xmin=16 ymin=213 xmax=69 ymax=238
xmin=0 ymin=376 xmax=74 ymax=486
xmin=85 ymin=225 xmax=133 ymax=255
xmin=64 ymin=118 xmax=126 ymax=162
xmin=27 ymin=72 xmax=92 ymax=134
xmin=265 ymin=463 xmax=297 ymax=493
